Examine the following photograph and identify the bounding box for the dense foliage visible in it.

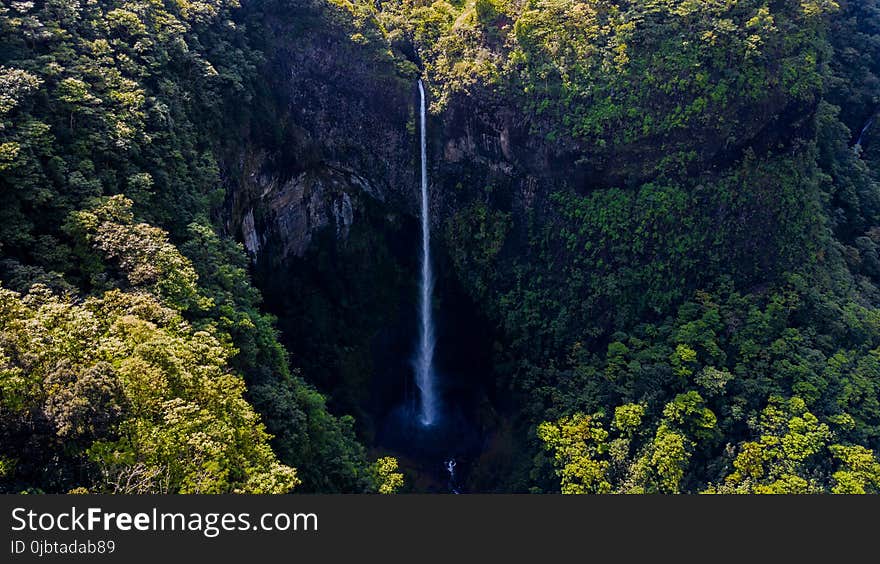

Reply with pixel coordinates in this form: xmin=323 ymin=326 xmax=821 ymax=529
xmin=0 ymin=0 xmax=389 ymax=493
xmin=3 ymin=0 xmax=880 ymax=494
xmin=1 ymin=197 xmax=300 ymax=493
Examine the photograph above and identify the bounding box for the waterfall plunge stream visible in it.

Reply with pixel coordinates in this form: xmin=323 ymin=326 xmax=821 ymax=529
xmin=414 ymin=79 xmax=438 ymax=427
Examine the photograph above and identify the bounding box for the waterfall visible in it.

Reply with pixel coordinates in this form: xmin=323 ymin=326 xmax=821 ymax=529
xmin=414 ymin=79 xmax=438 ymax=426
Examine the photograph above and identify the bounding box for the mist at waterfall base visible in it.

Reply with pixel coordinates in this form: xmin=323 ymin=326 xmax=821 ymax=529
xmin=375 ymin=302 xmax=487 ymax=486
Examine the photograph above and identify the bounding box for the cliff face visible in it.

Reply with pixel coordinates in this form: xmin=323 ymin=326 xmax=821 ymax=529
xmin=233 ymin=150 xmax=380 ymax=263
xmin=226 ymin=75 xmax=530 ymax=272
xmin=224 ymin=2 xmax=416 ymax=267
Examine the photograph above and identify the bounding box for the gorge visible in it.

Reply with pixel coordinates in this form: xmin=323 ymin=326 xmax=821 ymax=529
xmin=2 ymin=0 xmax=880 ymax=495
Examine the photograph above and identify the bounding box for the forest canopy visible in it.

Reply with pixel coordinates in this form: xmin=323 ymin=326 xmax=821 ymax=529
xmin=2 ymin=0 xmax=880 ymax=494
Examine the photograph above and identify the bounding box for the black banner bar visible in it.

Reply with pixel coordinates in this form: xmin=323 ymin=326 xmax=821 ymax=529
xmin=0 ymin=495 xmax=873 ymax=562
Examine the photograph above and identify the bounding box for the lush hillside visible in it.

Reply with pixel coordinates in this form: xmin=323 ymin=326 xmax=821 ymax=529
xmin=380 ymin=0 xmax=880 ymax=492
xmin=2 ymin=0 xmax=880 ymax=493
xmin=0 ymin=0 xmax=398 ymax=493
